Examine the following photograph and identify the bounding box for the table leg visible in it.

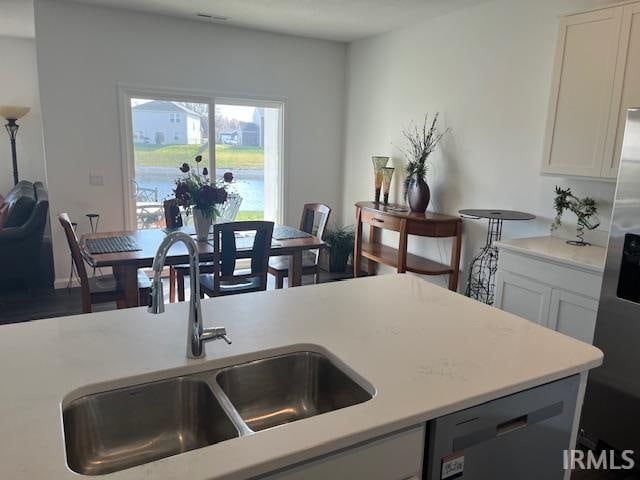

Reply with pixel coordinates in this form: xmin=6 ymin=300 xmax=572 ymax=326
xmin=449 ymin=222 xmax=463 ymax=291
xmin=354 ymin=207 xmax=363 ymax=277
xmin=113 ymin=265 xmax=140 ymax=308
xmin=397 ymin=220 xmax=408 ymax=274
xmin=368 ymin=224 xmax=379 ymax=275
xmin=289 ymin=251 xmax=303 ymax=287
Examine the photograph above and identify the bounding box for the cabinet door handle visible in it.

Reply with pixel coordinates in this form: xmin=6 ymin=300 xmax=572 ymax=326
xmin=372 ymin=218 xmax=385 ymax=223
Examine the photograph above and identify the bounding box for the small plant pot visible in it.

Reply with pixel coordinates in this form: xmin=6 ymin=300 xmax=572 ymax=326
xmin=329 ymin=248 xmax=350 ymax=273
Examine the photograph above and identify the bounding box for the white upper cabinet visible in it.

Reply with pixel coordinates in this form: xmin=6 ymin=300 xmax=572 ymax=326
xmin=543 ymin=3 xmax=640 ymax=179
xmin=607 ymin=3 xmax=640 ymax=177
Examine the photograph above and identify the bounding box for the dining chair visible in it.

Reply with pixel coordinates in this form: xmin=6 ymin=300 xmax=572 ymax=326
xmin=165 ymin=195 xmax=246 ymax=302
xmin=58 ymin=213 xmax=151 ymax=313
xmin=200 ymin=221 xmax=274 ymax=297
xmin=163 ymin=198 xmax=183 ymax=229
xmin=268 ymin=203 xmax=331 ymax=288
xmin=163 ymin=199 xmax=188 ymax=302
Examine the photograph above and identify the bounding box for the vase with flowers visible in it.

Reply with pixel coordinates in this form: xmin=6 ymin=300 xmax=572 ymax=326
xmin=174 ymin=155 xmax=228 ymax=241
xmin=400 ymin=113 xmax=449 ymax=213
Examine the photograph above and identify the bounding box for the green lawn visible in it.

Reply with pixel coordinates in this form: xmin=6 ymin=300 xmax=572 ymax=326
xmin=236 ymin=210 xmax=264 ymax=221
xmin=134 ymin=144 xmax=264 ymax=170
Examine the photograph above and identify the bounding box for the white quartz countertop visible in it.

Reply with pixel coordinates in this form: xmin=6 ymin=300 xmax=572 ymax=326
xmin=495 ymin=236 xmax=607 ymax=273
xmin=0 ymin=275 xmax=602 ymax=480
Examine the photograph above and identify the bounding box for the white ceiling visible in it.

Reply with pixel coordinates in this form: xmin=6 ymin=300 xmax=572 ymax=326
xmin=0 ymin=0 xmax=35 ymax=38
xmin=0 ymin=0 xmax=489 ymax=42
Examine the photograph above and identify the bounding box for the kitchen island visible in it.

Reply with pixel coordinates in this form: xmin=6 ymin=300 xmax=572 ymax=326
xmin=0 ymin=274 xmax=602 ymax=479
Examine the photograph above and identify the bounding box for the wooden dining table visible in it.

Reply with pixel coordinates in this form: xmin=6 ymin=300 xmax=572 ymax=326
xmin=81 ymin=227 xmax=326 ymax=308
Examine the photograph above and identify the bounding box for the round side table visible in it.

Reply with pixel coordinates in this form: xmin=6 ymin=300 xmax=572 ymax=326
xmin=459 ymin=209 xmax=535 ymax=305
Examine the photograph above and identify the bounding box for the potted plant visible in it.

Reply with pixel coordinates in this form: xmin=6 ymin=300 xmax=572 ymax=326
xmin=174 ymin=155 xmax=228 ymax=241
xmin=400 ymin=113 xmax=449 ymax=213
xmin=551 ymin=186 xmax=600 ymax=246
xmin=324 ymin=225 xmax=355 ymax=273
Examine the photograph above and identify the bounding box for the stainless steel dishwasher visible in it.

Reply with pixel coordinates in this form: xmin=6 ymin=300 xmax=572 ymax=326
xmin=425 ymin=375 xmax=579 ymax=480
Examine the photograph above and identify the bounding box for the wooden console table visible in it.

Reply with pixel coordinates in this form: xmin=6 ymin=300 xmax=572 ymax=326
xmin=354 ymin=201 xmax=463 ymax=291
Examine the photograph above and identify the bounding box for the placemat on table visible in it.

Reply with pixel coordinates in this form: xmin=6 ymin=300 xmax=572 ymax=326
xmin=273 ymin=226 xmax=312 ymax=240
xmin=85 ymin=236 xmax=141 ymax=254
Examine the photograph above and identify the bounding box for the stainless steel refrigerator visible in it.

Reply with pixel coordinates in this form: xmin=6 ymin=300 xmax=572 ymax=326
xmin=581 ymin=108 xmax=640 ymax=458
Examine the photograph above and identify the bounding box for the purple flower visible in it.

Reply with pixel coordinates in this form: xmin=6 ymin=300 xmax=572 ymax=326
xmin=223 ymin=172 xmax=234 ymax=183
xmin=200 ymin=185 xmax=228 ymax=205
xmin=179 ymin=163 xmax=190 ymax=173
xmin=195 ymin=155 xmax=203 ymax=163
xmin=202 ymin=167 xmax=209 ymax=176
xmin=174 ymin=181 xmax=190 ymax=202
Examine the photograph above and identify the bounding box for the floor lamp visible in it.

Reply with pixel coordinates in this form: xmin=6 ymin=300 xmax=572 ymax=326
xmin=0 ymin=106 xmax=31 ymax=186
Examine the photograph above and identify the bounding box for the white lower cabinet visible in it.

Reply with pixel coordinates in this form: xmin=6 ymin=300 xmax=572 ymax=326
xmin=495 ymin=271 xmax=552 ymax=326
xmin=262 ymin=425 xmax=425 ymax=480
xmin=548 ymin=290 xmax=599 ymax=344
xmin=495 ymin=247 xmax=603 ymax=344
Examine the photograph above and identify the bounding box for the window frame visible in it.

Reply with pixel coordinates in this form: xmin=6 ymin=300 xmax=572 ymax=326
xmin=118 ymin=84 xmax=286 ymax=230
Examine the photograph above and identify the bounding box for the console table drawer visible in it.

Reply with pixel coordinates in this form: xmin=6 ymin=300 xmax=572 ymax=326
xmin=361 ymin=210 xmax=402 ymax=232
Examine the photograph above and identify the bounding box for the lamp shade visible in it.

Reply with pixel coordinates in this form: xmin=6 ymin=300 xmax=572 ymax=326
xmin=0 ymin=106 xmax=30 ymax=121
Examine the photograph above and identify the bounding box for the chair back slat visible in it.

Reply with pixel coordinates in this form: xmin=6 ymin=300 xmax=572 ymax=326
xmin=163 ymin=199 xmax=183 ymax=228
xmin=299 ymin=203 xmax=331 ymax=239
xmin=301 ymin=209 xmax=315 ymax=235
xmin=299 ymin=204 xmax=331 ymax=265
xmin=251 ymin=227 xmax=271 ymax=274
xmin=212 ymin=221 xmax=274 ymax=295
xmin=220 ymin=229 xmax=238 ymax=276
xmin=58 ymin=213 xmax=91 ymax=311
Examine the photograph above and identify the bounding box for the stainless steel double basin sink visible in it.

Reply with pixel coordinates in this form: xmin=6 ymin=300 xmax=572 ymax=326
xmin=62 ymin=351 xmax=374 ymax=475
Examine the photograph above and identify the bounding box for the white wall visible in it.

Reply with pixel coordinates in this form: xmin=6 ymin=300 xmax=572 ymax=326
xmin=34 ymin=0 xmax=347 ymax=286
xmin=0 ymin=36 xmax=45 ymax=194
xmin=342 ymin=0 xmax=621 ymax=289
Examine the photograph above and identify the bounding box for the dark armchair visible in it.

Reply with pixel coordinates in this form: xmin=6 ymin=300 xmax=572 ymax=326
xmin=0 ymin=181 xmax=51 ymax=290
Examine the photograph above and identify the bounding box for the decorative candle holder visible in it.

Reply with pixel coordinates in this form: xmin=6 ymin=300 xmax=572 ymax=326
xmin=372 ymin=156 xmax=389 ymax=203
xmin=382 ymin=167 xmax=395 ymax=205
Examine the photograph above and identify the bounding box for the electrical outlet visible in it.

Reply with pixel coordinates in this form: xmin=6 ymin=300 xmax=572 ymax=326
xmin=89 ymin=174 xmax=104 ymax=186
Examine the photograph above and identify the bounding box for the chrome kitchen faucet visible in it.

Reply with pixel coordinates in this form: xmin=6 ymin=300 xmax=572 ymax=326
xmin=148 ymin=231 xmax=231 ymax=358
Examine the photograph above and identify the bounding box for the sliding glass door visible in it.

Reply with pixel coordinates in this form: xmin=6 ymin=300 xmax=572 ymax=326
xmin=130 ymin=98 xmax=210 ymax=229
xmin=214 ymin=102 xmax=282 ymax=221
xmin=122 ymin=91 xmax=283 ymax=229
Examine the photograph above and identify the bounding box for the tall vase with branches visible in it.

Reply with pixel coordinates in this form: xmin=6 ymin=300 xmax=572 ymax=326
xmin=400 ymin=113 xmax=449 ymax=213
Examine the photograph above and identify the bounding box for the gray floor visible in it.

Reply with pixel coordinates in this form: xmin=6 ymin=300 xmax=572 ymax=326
xmin=0 ymin=270 xmax=353 ymax=325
